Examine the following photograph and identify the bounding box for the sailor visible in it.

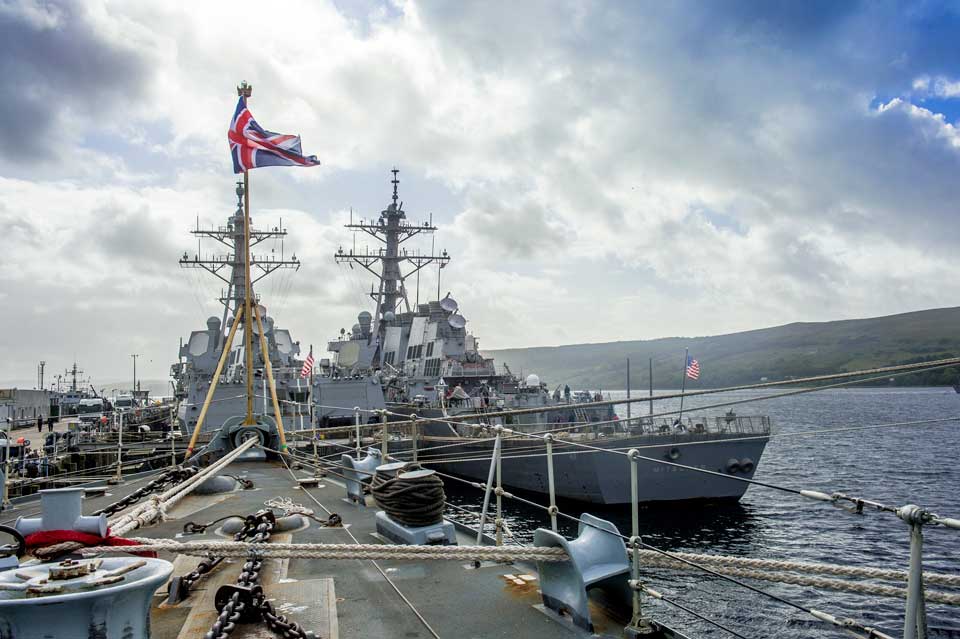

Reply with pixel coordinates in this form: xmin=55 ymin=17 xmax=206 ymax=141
xmin=563 ymin=384 xmax=571 ymax=402
xmin=47 ymin=416 xmax=54 ymax=432
xmin=37 ymin=415 xmax=43 ymax=433
xmin=553 ymin=387 xmax=561 ymax=401
xmin=99 ymin=414 xmax=109 ymax=430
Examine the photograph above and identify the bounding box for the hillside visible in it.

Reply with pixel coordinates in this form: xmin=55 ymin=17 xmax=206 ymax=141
xmin=484 ymin=307 xmax=960 ymax=389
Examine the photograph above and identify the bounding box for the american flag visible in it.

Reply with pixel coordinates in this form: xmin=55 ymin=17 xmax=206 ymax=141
xmin=300 ymin=352 xmax=315 ymax=379
xmin=228 ymin=96 xmax=321 ymax=174
xmin=685 ymin=356 xmax=700 ymax=380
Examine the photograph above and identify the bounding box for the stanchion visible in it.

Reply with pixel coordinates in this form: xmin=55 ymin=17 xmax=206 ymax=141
xmin=495 ymin=430 xmax=503 ymax=547
xmin=169 ymin=406 xmax=177 ymax=468
xmin=625 ymin=448 xmax=653 ymax=636
xmin=113 ymin=410 xmax=124 ymax=484
xmin=476 ymin=424 xmax=499 ymax=545
xmin=545 ymin=434 xmax=558 ymax=532
xmin=380 ymin=410 xmax=389 ymax=458
xmin=900 ymin=505 xmax=929 ymax=639
xmin=411 ymin=414 xmax=419 ymax=463
xmin=353 ymin=406 xmax=361 ymax=460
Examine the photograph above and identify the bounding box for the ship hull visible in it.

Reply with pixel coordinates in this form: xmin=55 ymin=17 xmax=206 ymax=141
xmin=415 ymin=432 xmax=768 ymax=505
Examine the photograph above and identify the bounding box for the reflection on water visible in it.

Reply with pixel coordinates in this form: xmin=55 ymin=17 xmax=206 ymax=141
xmin=440 ymin=387 xmax=960 ymax=638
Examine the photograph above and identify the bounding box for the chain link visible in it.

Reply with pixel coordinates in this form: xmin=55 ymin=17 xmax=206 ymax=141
xmin=95 ymin=467 xmax=198 ymax=517
xmin=170 ymin=512 xmax=270 ymax=603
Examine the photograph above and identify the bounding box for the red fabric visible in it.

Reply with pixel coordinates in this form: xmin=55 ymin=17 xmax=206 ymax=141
xmin=25 ymin=529 xmax=157 ymax=558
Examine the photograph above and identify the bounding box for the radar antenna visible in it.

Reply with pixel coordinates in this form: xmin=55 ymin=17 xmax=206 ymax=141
xmin=334 ymin=168 xmax=451 ymax=321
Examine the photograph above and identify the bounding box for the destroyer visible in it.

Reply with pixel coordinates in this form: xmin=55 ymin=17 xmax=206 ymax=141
xmin=325 ymin=171 xmax=771 ymax=505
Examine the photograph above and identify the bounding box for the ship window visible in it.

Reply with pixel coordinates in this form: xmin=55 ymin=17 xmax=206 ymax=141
xmin=384 ymin=352 xmax=395 ymax=365
xmin=424 ymin=358 xmax=441 ymax=377
xmin=426 ymin=342 xmax=434 ymax=357
xmin=407 ymin=345 xmax=424 ymax=359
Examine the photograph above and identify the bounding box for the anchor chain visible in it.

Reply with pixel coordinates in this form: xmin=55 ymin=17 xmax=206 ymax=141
xmin=170 ymin=511 xmax=274 ymax=604
xmin=203 ymin=510 xmax=315 ymax=639
xmin=95 ymin=466 xmax=199 ymax=516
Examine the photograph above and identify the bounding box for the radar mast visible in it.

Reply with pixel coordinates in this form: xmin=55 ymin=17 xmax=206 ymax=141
xmin=335 ymin=168 xmax=450 ymax=326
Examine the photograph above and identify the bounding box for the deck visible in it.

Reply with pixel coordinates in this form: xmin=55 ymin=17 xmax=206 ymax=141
xmin=2 ymin=458 xmax=631 ymax=638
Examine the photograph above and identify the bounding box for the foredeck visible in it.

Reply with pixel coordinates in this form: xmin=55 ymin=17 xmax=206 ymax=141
xmin=3 ymin=459 xmax=624 ymax=638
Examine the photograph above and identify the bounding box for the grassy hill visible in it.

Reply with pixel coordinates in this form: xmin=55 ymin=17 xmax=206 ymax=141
xmin=485 ymin=307 xmax=960 ymax=389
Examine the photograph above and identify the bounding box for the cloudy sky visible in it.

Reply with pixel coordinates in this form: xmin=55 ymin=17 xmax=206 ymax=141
xmin=2 ymin=0 xmax=960 ymax=388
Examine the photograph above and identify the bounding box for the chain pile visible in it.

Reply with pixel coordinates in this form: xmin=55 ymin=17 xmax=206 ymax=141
xmin=94 ymin=467 xmax=199 ymax=517
xmin=168 ymin=511 xmax=278 ymax=604
xmin=203 ymin=510 xmax=316 ymax=639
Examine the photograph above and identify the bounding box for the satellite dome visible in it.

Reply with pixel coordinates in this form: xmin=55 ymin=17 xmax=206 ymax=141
xmin=525 ymin=374 xmax=541 ymax=388
xmin=383 ymin=311 xmax=396 ymax=322
xmin=206 ymin=316 xmax=221 ymax=331
xmin=440 ymin=293 xmax=458 ymax=313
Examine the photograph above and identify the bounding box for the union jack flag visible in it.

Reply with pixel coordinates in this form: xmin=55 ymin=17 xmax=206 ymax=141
xmin=685 ymin=356 xmax=700 ymax=380
xmin=228 ymin=96 xmax=321 ymax=173
xmin=300 ymin=351 xmax=315 ymax=379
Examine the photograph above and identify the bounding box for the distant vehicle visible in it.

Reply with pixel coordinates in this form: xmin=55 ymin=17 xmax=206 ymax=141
xmin=113 ymin=394 xmax=138 ymax=409
xmin=77 ymin=398 xmax=109 ymax=424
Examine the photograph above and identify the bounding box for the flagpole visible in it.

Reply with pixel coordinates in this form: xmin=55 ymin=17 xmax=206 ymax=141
xmin=239 ymin=82 xmax=256 ymax=425
xmin=677 ymin=347 xmax=689 ymax=425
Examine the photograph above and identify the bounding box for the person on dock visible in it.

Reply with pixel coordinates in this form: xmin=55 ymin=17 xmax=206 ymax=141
xmin=46 ymin=416 xmax=54 ymax=432
xmin=37 ymin=415 xmax=43 ymax=433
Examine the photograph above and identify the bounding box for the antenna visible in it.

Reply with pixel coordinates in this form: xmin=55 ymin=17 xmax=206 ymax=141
xmin=439 ymin=293 xmax=458 ymax=313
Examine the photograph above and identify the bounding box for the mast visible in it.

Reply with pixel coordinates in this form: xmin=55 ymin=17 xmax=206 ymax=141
xmin=335 ymin=168 xmax=450 ymax=324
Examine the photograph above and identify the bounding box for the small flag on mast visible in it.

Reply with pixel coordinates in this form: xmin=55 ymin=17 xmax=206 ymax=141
xmin=685 ymin=356 xmax=700 ymax=380
xmin=228 ymin=95 xmax=321 ymax=173
xmin=300 ymin=351 xmax=315 ymax=379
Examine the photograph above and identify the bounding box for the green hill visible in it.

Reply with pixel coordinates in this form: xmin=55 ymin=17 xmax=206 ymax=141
xmin=484 ymin=307 xmax=960 ymax=389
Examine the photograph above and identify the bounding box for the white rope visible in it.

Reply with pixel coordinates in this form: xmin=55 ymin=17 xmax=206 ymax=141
xmin=78 ymin=538 xmax=960 ymax=604
xmin=655 ymin=550 xmax=960 ymax=587
xmin=640 ymin=554 xmax=960 ymax=606
xmin=82 ymin=539 xmax=568 ymax=562
xmin=108 ymin=437 xmax=257 ymax=536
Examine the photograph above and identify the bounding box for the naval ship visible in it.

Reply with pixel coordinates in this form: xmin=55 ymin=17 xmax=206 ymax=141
xmin=325 ymin=171 xmax=771 ymax=505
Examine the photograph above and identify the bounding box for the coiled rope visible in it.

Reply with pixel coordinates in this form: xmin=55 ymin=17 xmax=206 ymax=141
xmin=370 ymin=465 xmax=446 ymax=528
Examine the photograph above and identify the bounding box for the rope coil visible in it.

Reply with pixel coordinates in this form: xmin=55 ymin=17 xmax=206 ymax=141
xmin=370 ymin=465 xmax=446 ymax=528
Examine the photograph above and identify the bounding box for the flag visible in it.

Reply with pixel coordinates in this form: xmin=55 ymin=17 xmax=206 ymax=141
xmin=228 ymin=96 xmax=321 ymax=173
xmin=300 ymin=351 xmax=315 ymax=379
xmin=685 ymin=356 xmax=700 ymax=380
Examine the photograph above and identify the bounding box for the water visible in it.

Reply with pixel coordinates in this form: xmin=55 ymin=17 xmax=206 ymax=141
xmin=442 ymin=387 xmax=960 ymax=638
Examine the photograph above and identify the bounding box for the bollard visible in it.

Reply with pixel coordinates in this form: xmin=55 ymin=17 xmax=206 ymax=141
xmin=15 ymin=488 xmax=107 ymax=537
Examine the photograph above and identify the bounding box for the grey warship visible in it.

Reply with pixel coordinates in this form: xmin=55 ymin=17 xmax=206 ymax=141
xmin=326 ymin=171 xmax=771 ymax=505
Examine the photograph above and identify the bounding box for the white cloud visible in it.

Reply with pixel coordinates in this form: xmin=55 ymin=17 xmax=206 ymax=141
xmin=2 ymin=0 xmax=960 ymax=384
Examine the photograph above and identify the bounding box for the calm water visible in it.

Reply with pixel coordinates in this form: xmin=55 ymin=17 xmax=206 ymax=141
xmin=442 ymin=387 xmax=960 ymax=638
